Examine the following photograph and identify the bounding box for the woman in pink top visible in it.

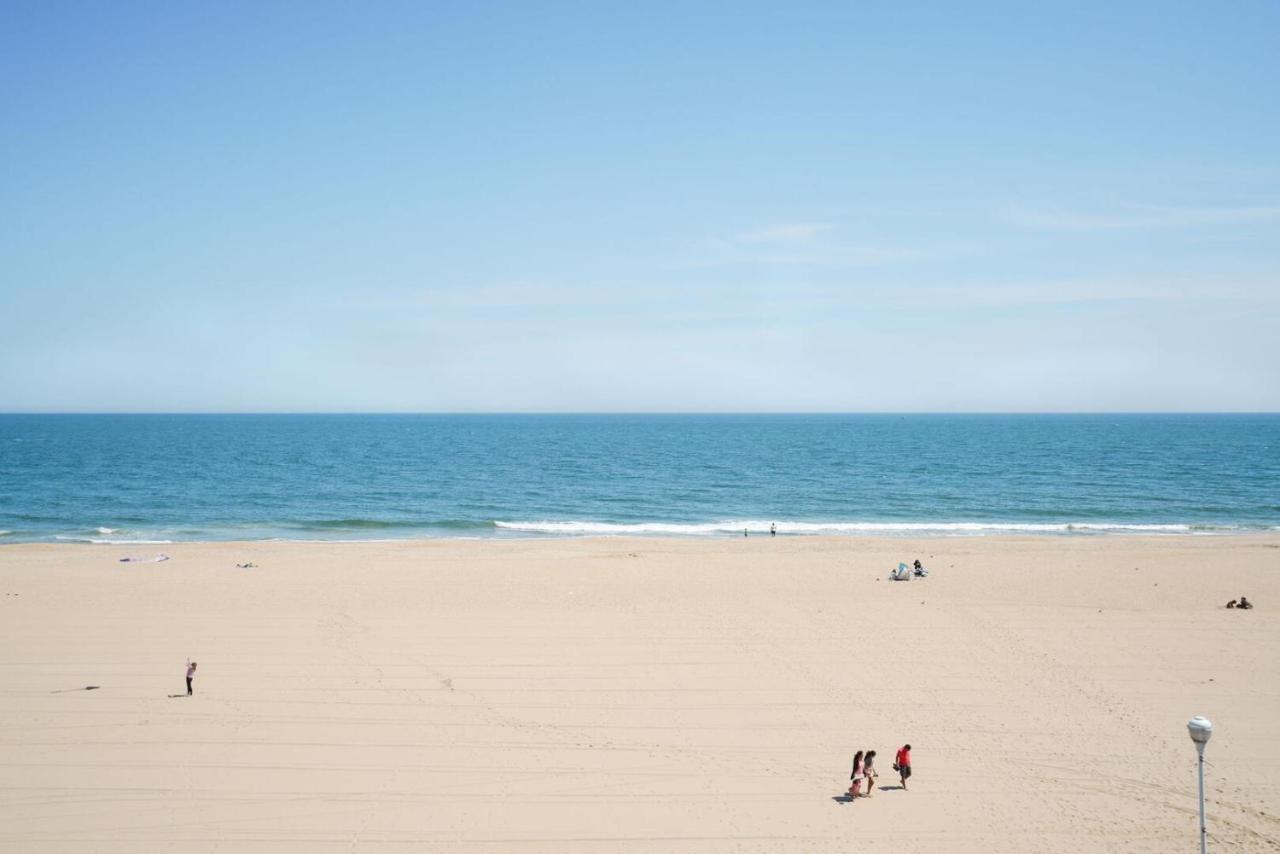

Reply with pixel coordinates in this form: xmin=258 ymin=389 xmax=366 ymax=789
xmin=848 ymin=750 xmax=864 ymax=798
xmin=186 ymin=661 xmax=197 ymax=696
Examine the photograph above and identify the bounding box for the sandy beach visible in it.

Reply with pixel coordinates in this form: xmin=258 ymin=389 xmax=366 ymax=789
xmin=1 ymin=535 xmax=1277 ymax=852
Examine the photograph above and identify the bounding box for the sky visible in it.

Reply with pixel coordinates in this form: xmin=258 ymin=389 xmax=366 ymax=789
xmin=1 ymin=1 xmax=1278 ymax=412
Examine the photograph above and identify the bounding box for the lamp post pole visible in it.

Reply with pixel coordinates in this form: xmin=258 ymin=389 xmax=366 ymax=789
xmin=1196 ymin=744 xmax=1206 ymax=854
xmin=1188 ymin=716 xmax=1213 ymax=854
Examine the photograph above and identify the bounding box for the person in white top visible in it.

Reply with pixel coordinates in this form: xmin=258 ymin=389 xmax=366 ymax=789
xmin=186 ymin=661 xmax=197 ymax=696
xmin=863 ymin=750 xmax=879 ymax=796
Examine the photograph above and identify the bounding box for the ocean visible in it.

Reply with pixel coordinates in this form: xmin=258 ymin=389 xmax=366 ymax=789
xmin=0 ymin=414 xmax=1276 ymax=544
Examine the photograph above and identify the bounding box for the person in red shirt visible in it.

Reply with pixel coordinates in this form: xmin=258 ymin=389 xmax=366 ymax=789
xmin=895 ymin=744 xmax=912 ymax=789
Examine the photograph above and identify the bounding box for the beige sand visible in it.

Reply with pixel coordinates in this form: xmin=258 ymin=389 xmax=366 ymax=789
xmin=1 ymin=535 xmax=1278 ymax=852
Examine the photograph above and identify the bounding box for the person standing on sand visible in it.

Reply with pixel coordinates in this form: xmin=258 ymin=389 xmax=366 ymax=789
xmin=863 ymin=750 xmax=878 ymax=796
xmin=186 ymin=661 xmax=197 ymax=696
xmin=770 ymin=522 xmax=776 ymax=536
xmin=895 ymin=744 xmax=912 ymax=789
xmin=848 ymin=750 xmax=865 ymax=798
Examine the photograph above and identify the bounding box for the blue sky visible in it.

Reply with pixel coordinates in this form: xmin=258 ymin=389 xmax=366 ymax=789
xmin=2 ymin=1 xmax=1277 ymax=411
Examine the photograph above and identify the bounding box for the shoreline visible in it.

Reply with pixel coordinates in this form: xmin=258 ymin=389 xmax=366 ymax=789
xmin=4 ymin=529 xmax=1280 ymax=549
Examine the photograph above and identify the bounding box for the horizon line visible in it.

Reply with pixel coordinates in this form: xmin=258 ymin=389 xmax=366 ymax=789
xmin=1 ymin=410 xmax=1278 ymax=417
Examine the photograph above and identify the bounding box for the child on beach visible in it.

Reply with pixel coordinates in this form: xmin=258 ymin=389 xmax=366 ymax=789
xmin=186 ymin=661 xmax=197 ymax=696
xmin=848 ymin=750 xmax=864 ymax=798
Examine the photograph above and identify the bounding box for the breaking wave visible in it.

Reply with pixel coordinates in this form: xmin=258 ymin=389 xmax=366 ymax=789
xmin=54 ymin=535 xmax=175 ymax=545
xmin=494 ymin=520 xmax=1246 ymax=536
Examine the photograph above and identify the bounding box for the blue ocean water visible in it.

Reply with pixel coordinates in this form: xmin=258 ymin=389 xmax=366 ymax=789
xmin=0 ymin=414 xmax=1276 ymax=543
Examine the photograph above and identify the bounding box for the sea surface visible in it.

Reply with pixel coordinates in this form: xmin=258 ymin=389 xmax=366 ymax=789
xmin=0 ymin=414 xmax=1277 ymax=544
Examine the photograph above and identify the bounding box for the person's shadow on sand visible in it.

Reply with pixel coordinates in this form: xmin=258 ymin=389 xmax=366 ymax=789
xmin=833 ymin=785 xmax=906 ymax=803
xmin=167 ymin=693 xmax=188 ymax=698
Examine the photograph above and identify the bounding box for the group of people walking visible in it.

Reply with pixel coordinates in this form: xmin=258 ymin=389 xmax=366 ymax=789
xmin=848 ymin=744 xmax=911 ymax=798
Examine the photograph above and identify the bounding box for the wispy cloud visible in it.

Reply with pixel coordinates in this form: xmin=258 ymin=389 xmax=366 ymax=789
xmin=731 ymin=222 xmax=832 ymax=245
xmin=1010 ymin=202 xmax=1280 ymax=231
xmin=340 ymin=280 xmax=628 ymax=311
xmin=798 ymin=272 xmax=1280 ymax=311
xmin=901 ymin=275 xmax=1278 ymax=308
xmin=710 ymin=222 xmax=912 ymax=267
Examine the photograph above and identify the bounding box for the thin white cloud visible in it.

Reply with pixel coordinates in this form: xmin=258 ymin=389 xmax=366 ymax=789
xmin=803 ymin=273 xmax=1280 ymax=310
xmin=341 ymin=280 xmax=622 ymax=311
xmin=897 ymin=275 xmax=1278 ymax=308
xmin=1010 ymin=202 xmax=1280 ymax=231
xmin=732 ymin=222 xmax=832 ymax=244
xmin=711 ymin=222 xmax=912 ymax=267
xmin=721 ymin=245 xmax=913 ymax=266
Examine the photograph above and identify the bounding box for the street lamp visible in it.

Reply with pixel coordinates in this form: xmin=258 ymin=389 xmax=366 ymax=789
xmin=1187 ymin=716 xmax=1213 ymax=854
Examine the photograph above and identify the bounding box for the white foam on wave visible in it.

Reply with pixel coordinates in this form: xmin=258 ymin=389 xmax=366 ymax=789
xmin=495 ymin=519 xmax=1219 ymax=536
xmin=498 ymin=520 xmax=767 ymax=535
xmin=95 ymin=527 xmax=118 ymax=535
xmin=54 ymin=536 xmax=175 ymax=545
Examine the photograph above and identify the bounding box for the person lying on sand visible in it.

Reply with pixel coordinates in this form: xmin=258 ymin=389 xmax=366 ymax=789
xmin=1227 ymin=599 xmax=1238 ymax=608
